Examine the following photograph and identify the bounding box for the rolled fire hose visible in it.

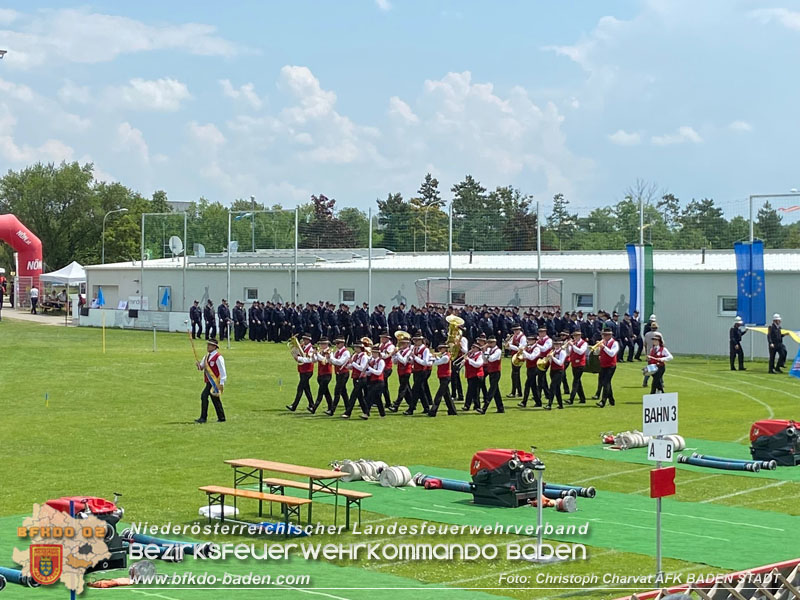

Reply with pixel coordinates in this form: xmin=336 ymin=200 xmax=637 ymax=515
xmin=678 ymin=455 xmax=761 ymax=472
xmin=543 ymin=488 xmax=576 ymax=499
xmin=335 ymin=459 xmax=387 ymax=482
xmin=690 ymin=452 xmax=777 ymax=471
xmin=379 ymin=466 xmax=413 ymax=487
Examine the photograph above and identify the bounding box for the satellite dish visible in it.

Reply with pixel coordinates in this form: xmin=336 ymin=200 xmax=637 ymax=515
xmin=168 ymin=236 xmax=184 ymax=256
xmin=193 ymin=243 xmax=206 ymax=258
xmin=229 ymin=241 xmax=239 ymax=254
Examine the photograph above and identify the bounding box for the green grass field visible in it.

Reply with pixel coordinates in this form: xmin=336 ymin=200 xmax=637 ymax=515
xmin=1 ymin=319 xmax=798 ymax=599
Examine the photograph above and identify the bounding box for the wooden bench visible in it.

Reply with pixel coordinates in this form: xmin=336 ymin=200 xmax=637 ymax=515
xmin=199 ymin=485 xmax=311 ymax=534
xmin=263 ymin=477 xmax=372 ymax=530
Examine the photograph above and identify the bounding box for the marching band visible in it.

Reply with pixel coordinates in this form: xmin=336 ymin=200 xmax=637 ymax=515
xmin=285 ymin=309 xmax=675 ymax=419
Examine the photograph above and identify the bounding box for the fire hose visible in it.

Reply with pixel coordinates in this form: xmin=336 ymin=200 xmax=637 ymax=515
xmin=0 ymin=567 xmax=39 ymax=588
xmin=545 ymin=483 xmax=597 ymax=498
xmin=690 ymin=452 xmax=777 ymax=471
xmin=678 ymin=455 xmax=761 ymax=472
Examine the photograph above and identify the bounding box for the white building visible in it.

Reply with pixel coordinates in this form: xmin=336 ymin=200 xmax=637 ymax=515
xmin=81 ymin=248 xmax=800 ymax=358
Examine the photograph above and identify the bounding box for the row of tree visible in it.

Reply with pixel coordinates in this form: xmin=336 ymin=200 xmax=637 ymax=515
xmin=0 ymin=162 xmax=796 ymax=272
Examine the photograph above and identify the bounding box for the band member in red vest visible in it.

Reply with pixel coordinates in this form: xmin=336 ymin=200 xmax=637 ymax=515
xmin=450 ymin=331 xmax=469 ymax=404
xmin=477 ymin=337 xmax=504 ymax=414
xmin=429 ymin=343 xmax=457 ymax=416
xmin=518 ymin=340 xmax=540 ymax=408
xmin=287 ymin=333 xmax=314 ymax=412
xmin=361 ymin=345 xmax=386 ymax=419
xmin=407 ymin=334 xmax=433 ymax=415
xmin=506 ymin=325 xmax=526 ymax=398
xmin=326 ymin=337 xmax=351 ymax=415
xmin=390 ymin=334 xmax=414 ymax=412
xmin=196 ymin=338 xmax=226 ymax=423
xmin=566 ymin=329 xmax=587 ymax=404
xmin=463 ymin=341 xmax=485 ymax=411
xmin=546 ymin=339 xmax=567 ymax=410
xmin=596 ymin=327 xmax=620 ymax=408
xmin=533 ymin=327 xmax=553 ymax=406
xmin=559 ymin=332 xmax=571 ymax=396
xmin=378 ymin=331 xmax=396 ymax=409
xmin=310 ymin=337 xmax=333 ymax=414
xmin=647 ymin=332 xmax=673 ymax=394
xmin=343 ymin=339 xmax=370 ymax=419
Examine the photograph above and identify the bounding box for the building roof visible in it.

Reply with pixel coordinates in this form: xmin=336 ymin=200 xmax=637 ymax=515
xmin=84 ymin=249 xmax=800 ymax=274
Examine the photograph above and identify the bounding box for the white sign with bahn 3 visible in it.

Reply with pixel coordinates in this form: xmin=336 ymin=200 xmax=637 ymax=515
xmin=648 ymin=438 xmax=674 ymax=462
xmin=642 ymin=392 xmax=678 ymax=437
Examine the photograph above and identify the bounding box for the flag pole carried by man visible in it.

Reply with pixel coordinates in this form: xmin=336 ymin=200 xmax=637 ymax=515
xmin=195 ymin=338 xmax=226 ymax=423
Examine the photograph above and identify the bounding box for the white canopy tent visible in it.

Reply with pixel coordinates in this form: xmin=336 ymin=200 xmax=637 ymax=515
xmin=40 ymin=261 xmax=86 ymax=324
xmin=40 ymin=261 xmax=86 ymax=285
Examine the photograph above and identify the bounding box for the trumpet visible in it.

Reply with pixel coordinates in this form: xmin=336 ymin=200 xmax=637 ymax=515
xmin=315 ymin=345 xmax=331 ymax=364
xmin=590 ymin=340 xmax=604 ymax=355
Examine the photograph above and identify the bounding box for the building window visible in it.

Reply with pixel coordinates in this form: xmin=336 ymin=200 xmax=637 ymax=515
xmin=573 ymin=293 xmax=593 ymax=309
xmin=340 ymin=289 xmax=355 ymax=304
xmin=245 ymin=287 xmax=259 ymax=301
xmin=451 ymin=291 xmax=466 ymax=305
xmin=718 ymin=296 xmax=738 ymax=317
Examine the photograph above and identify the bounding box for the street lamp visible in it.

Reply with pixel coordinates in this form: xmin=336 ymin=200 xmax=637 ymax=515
xmin=102 ymin=208 xmax=129 ymax=264
xmin=748 ymin=190 xmax=800 ymax=241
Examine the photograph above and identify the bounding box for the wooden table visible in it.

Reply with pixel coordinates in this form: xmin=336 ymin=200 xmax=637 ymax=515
xmin=225 ymin=459 xmax=345 ymax=524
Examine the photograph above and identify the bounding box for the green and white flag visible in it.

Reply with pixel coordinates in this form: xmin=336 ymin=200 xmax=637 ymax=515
xmin=626 ymin=243 xmax=653 ymax=318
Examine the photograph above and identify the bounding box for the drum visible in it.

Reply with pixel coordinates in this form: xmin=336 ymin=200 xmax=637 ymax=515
xmin=643 ymin=364 xmax=658 ymax=375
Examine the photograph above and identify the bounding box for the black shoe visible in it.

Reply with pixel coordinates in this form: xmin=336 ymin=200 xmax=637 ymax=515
xmin=286 ymin=405 xmax=297 ymax=412
xmin=566 ymin=398 xmax=574 ymax=405
xmin=427 ymin=412 xmax=436 ymax=417
xmin=217 ymin=419 xmax=226 ymax=422
xmin=195 ymin=418 xmax=207 ymax=423
xmin=609 ymin=400 xmax=615 ymax=406
xmin=307 ymin=406 xmax=316 ymax=414
xmin=635 ymin=357 xmax=642 ymax=362
xmin=739 ymin=367 xmax=746 ymax=371
xmin=776 ymin=368 xmax=784 ymax=373
xmin=388 ymin=405 xmax=398 ymax=413
xmin=505 ymin=393 xmax=516 ymax=398
xmin=384 ymin=404 xmax=392 ymax=409
xmin=476 ymin=409 xmax=485 ymax=415
xmin=402 ymin=410 xmax=413 ymax=416
xmin=534 ymin=403 xmax=542 ymax=408
xmin=341 ymin=414 xmax=350 ymax=419
xmin=731 ymin=368 xmax=737 ymax=371
xmin=592 ymin=395 xmax=600 ymax=400
xmin=595 ymin=401 xmax=605 ymax=408
xmin=579 ymin=399 xmax=586 ymax=404
xmin=359 ymin=414 xmax=369 ymax=420
xmin=324 ymin=410 xmax=333 ymax=416
xmin=769 ymin=370 xmax=776 ymax=374
xmin=543 ymin=405 xmax=551 ymax=411
xmin=517 ymin=401 xmax=527 ymax=408
xmin=556 ymin=405 xmax=563 ymax=409
xmin=461 ymin=405 xmax=470 ymax=411
xmin=496 ymin=409 xmax=505 ymax=414
xmin=627 ymin=359 xmax=634 ymax=362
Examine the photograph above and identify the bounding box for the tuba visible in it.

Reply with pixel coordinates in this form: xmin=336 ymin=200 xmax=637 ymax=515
xmin=445 ymin=314 xmax=464 ymax=359
xmin=511 ymin=346 xmax=527 ymax=368
xmin=287 ymin=336 xmax=304 ymax=359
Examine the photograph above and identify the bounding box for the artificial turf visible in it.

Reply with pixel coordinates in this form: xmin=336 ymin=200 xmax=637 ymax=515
xmin=1 ymin=319 xmax=798 ymax=600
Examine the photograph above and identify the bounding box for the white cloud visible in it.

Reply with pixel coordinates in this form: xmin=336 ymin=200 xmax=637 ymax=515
xmin=0 ymin=78 xmax=34 ymax=102
xmin=387 ymin=96 xmax=419 ymax=124
xmin=115 ymin=122 xmax=149 ymax=162
xmin=188 ymin=121 xmax=226 ymax=147
xmin=729 ymin=120 xmax=753 ymax=133
xmin=750 ymin=8 xmax=800 ymax=31
xmin=0 ymin=9 xmax=19 ymax=25
xmin=375 ymin=0 xmax=392 ymax=11
xmin=0 ymin=8 xmax=242 ymax=70
xmin=219 ymin=79 xmax=263 ymax=110
xmin=0 ymin=106 xmax=74 ymax=164
xmin=608 ymin=129 xmax=641 ymax=146
xmin=58 ymin=80 xmax=91 ymax=104
xmin=109 ymin=78 xmax=191 ymax=112
xmin=651 ymin=125 xmax=703 ymax=146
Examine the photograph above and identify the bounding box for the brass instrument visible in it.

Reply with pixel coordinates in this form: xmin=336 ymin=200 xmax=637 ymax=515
xmin=287 ymin=336 xmax=305 ymax=359
xmin=315 ymin=345 xmax=331 ymax=364
xmin=590 ymin=340 xmax=604 ymax=355
xmin=395 ymin=330 xmax=411 ymax=342
xmin=502 ymin=333 xmax=513 ymax=349
xmin=360 ymin=337 xmax=374 ymax=356
xmin=445 ymin=314 xmax=464 ymax=361
xmin=511 ymin=345 xmax=528 ymax=368
xmin=537 ymin=350 xmax=552 ymax=371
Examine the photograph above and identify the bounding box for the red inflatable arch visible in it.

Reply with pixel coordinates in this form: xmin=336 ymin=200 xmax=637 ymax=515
xmin=0 ymin=214 xmax=43 ymax=289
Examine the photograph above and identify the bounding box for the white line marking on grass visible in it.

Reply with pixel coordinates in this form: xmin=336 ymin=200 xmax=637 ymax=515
xmin=570 ymin=466 xmax=651 ymax=485
xmin=682 ymin=368 xmax=800 ymax=399
xmin=595 ymin=519 xmax=729 ymax=541
xmin=411 ymin=507 xmax=464 ymax=516
xmin=622 ymin=507 xmax=785 ymax=531
xmin=670 ymin=373 xmax=774 ymax=441
xmin=444 ymin=549 xmax=619 ymax=586
xmin=357 ymin=516 xmax=395 ymax=525
xmin=130 ymin=592 xmax=180 ymax=600
xmin=747 ymin=491 xmax=800 ymax=506
xmin=283 ymin=588 xmax=352 ymax=600
xmin=701 ymin=479 xmax=788 ymax=503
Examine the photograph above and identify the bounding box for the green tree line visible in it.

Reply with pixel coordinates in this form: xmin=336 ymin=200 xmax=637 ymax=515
xmin=1 ymin=162 xmax=796 ymax=272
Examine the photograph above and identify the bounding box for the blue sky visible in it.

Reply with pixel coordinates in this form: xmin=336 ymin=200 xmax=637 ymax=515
xmin=1 ymin=0 xmax=800 ymax=215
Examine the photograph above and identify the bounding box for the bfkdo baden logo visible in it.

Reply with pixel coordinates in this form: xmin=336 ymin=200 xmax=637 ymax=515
xmin=30 ymin=544 xmax=63 ymax=585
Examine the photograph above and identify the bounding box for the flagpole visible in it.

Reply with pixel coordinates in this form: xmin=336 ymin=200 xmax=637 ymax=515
xmin=102 ymin=311 xmax=106 ymax=354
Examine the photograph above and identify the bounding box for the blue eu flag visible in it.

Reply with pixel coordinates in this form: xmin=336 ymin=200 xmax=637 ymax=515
xmin=734 ymin=240 xmax=766 ymax=325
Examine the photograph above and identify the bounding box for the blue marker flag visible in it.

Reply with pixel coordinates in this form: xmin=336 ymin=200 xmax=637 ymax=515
xmin=160 ymin=287 xmax=170 ymax=307
xmin=790 ymin=346 xmax=800 ymax=380
xmin=734 ymin=240 xmax=766 ymax=325
xmin=97 ymin=287 xmax=105 ymax=307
